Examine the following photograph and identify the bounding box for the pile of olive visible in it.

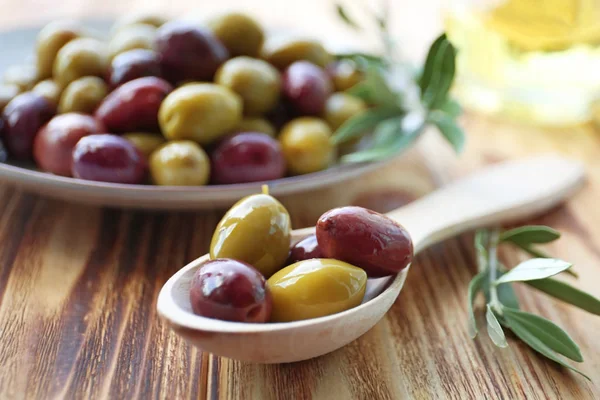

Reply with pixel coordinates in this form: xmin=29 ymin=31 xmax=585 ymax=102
xmin=0 ymin=11 xmax=368 ymax=186
xmin=189 ymin=188 xmax=413 ymax=323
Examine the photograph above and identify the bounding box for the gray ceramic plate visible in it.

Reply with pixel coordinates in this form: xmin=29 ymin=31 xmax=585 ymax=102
xmin=0 ymin=20 xmax=389 ymax=209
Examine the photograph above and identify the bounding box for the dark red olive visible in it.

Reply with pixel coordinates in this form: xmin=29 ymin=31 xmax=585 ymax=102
xmin=189 ymin=258 xmax=272 ymax=323
xmin=108 ymin=49 xmax=162 ymax=88
xmin=282 ymin=61 xmax=332 ymax=115
xmin=34 ymin=113 xmax=104 ymax=176
xmin=211 ymin=132 xmax=285 ymax=184
xmin=288 ymin=234 xmax=323 ymax=264
xmin=95 ymin=77 xmax=173 ymax=132
xmin=2 ymin=92 xmax=55 ymax=159
xmin=316 ymin=206 xmax=413 ymax=277
xmin=71 ymin=134 xmax=147 ymax=184
xmin=0 ymin=138 xmax=7 ymax=163
xmin=155 ymin=21 xmax=229 ymax=84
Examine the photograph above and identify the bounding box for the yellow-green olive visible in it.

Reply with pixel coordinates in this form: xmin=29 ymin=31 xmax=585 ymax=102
xmin=267 ymin=258 xmax=367 ymax=322
xmin=123 ymin=132 xmax=165 ymax=157
xmin=32 ymin=80 xmax=62 ymax=105
xmin=233 ymin=117 xmax=276 ymax=136
xmin=58 ymin=76 xmax=108 ymax=114
xmin=323 ymin=92 xmax=367 ymax=130
xmin=108 ymin=23 xmax=157 ymax=59
xmin=261 ymin=37 xmax=332 ymax=69
xmin=53 ymin=38 xmax=109 ymax=88
xmin=36 ymin=20 xmax=83 ymax=79
xmin=149 ymin=140 xmax=210 ymax=186
xmin=111 ymin=12 xmax=168 ymax=33
xmin=207 ymin=12 xmax=264 ymax=57
xmin=0 ymin=84 xmax=21 ymax=112
xmin=159 ymin=83 xmax=243 ymax=145
xmin=215 ymin=57 xmax=281 ymax=115
xmin=279 ymin=117 xmax=335 ymax=175
xmin=210 ymin=191 xmax=291 ymax=277
xmin=3 ymin=65 xmax=38 ymax=91
xmin=328 ymin=59 xmax=362 ymax=91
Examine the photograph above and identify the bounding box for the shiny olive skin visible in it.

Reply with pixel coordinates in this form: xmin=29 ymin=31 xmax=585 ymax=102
xmin=71 ymin=134 xmax=146 ymax=184
xmin=108 ymin=23 xmax=156 ymax=59
xmin=155 ymin=21 xmax=229 ymax=84
xmin=58 ymin=76 xmax=108 ymax=114
xmin=215 ymin=57 xmax=281 ymax=115
xmin=0 ymin=138 xmax=7 ymax=163
xmin=123 ymin=132 xmax=165 ymax=158
xmin=207 ymin=13 xmax=264 ymax=57
xmin=288 ymin=234 xmax=323 ymax=264
xmin=267 ymin=258 xmax=367 ymax=322
xmin=326 ymin=60 xmax=362 ymax=91
xmin=33 ymin=113 xmax=104 ymax=176
xmin=2 ymin=92 xmax=55 ymax=159
xmin=233 ymin=117 xmax=276 ymax=137
xmin=32 ymin=80 xmax=62 ymax=106
xmin=190 ymin=258 xmax=272 ymax=323
xmin=261 ymin=37 xmax=332 ymax=69
xmin=323 ymin=92 xmax=367 ymax=130
xmin=36 ymin=20 xmax=83 ymax=79
xmin=159 ymin=83 xmax=242 ymax=145
xmin=279 ymin=117 xmax=335 ymax=175
xmin=316 ymin=206 xmax=414 ymax=277
xmin=53 ymin=38 xmax=109 ymax=88
xmin=149 ymin=140 xmax=210 ymax=186
xmin=0 ymin=85 xmax=21 ymax=112
xmin=95 ymin=76 xmax=173 ymax=132
xmin=3 ymin=65 xmax=38 ymax=92
xmin=211 ymin=132 xmax=285 ymax=185
xmin=108 ymin=49 xmax=162 ymax=88
xmin=211 ymin=193 xmax=291 ymax=277
xmin=283 ymin=61 xmax=333 ymax=115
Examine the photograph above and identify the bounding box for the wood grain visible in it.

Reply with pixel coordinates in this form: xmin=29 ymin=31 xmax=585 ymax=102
xmin=0 ymin=0 xmax=600 ymax=399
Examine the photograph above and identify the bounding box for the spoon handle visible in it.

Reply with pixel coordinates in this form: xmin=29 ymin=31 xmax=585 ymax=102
xmin=386 ymin=155 xmax=585 ymax=254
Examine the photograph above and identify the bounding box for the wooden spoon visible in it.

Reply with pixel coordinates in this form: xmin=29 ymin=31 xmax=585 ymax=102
xmin=157 ymin=155 xmax=585 ymax=364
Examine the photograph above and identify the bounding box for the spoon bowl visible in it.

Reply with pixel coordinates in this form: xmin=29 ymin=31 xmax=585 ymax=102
xmin=157 ymin=155 xmax=585 ymax=363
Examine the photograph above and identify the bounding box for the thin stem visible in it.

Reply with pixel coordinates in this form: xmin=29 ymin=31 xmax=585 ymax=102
xmin=488 ymin=228 xmax=503 ymax=314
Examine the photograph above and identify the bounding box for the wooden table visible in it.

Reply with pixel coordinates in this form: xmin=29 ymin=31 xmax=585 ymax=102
xmin=1 ymin=1 xmax=600 ymax=399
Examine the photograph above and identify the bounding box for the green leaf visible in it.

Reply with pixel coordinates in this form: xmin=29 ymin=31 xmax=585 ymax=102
xmin=428 ymin=110 xmax=466 ymax=153
xmin=486 ymin=305 xmax=508 ymax=348
xmin=419 ymin=34 xmax=457 ymax=108
xmin=371 ymin=117 xmax=403 ymax=147
xmin=468 ymin=273 xmax=485 ymax=338
xmin=482 ymin=269 xmax=520 ymax=310
xmin=419 ymin=34 xmax=446 ymax=95
xmin=363 ymin=65 xmax=400 ymax=107
xmin=495 ymin=259 xmax=572 ymax=284
xmin=512 ymin=244 xmax=579 ymax=278
xmin=527 ymin=278 xmax=600 ymax=316
xmin=335 ymin=4 xmax=361 ymax=30
xmin=334 ymin=52 xmax=386 ymax=69
xmin=500 ymin=225 xmax=561 ymax=245
xmin=437 ymin=98 xmax=462 ymax=117
xmin=503 ymin=307 xmax=583 ymax=362
xmin=341 ymin=124 xmax=419 ymax=163
xmin=331 ymin=107 xmax=401 ymax=145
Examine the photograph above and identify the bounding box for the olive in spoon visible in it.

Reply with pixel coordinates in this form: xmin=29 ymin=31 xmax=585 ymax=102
xmin=157 ymin=155 xmax=585 ymax=363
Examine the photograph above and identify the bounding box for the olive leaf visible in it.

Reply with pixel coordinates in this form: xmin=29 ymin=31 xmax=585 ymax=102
xmin=428 ymin=110 xmax=466 ymax=153
xmin=335 ymin=4 xmax=361 ymax=30
xmin=334 ymin=52 xmax=387 ymax=69
xmin=500 ymin=225 xmax=561 ymax=246
xmin=331 ymin=107 xmax=401 ymax=145
xmin=527 ymin=278 xmax=600 ymax=316
xmin=437 ymin=98 xmax=462 ymax=117
xmin=348 ymin=66 xmax=400 ymax=107
xmin=486 ymin=305 xmax=508 ymax=348
xmin=467 ymin=273 xmax=485 ymax=338
xmin=419 ymin=34 xmax=457 ymax=108
xmin=495 ymin=259 xmax=572 ymax=284
xmin=508 ymin=243 xmax=579 ymax=278
xmin=483 ymin=269 xmax=520 ymax=310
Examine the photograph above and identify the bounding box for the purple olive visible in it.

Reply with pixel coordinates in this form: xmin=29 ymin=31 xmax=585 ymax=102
xmin=288 ymin=234 xmax=323 ymax=264
xmin=155 ymin=21 xmax=229 ymax=84
xmin=2 ymin=92 xmax=55 ymax=159
xmin=108 ymin=49 xmax=162 ymax=88
xmin=211 ymin=132 xmax=285 ymax=184
xmin=189 ymin=258 xmax=272 ymax=323
xmin=282 ymin=61 xmax=332 ymax=115
xmin=71 ymin=134 xmax=147 ymax=184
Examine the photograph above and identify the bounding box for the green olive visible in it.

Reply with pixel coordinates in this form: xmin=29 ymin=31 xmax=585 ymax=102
xmin=3 ymin=65 xmax=38 ymax=91
xmin=159 ymin=83 xmax=243 ymax=145
xmin=108 ymin=23 xmax=156 ymax=59
xmin=323 ymin=93 xmax=367 ymax=131
xmin=149 ymin=141 xmax=210 ymax=186
xmin=329 ymin=59 xmax=362 ymax=91
xmin=261 ymin=37 xmax=331 ymax=69
xmin=215 ymin=57 xmax=281 ymax=115
xmin=36 ymin=20 xmax=83 ymax=80
xmin=210 ymin=191 xmax=291 ymax=277
xmin=58 ymin=76 xmax=108 ymax=114
xmin=279 ymin=117 xmax=335 ymax=175
xmin=267 ymin=258 xmax=367 ymax=322
xmin=32 ymin=79 xmax=62 ymax=106
xmin=233 ymin=117 xmax=276 ymax=136
xmin=207 ymin=12 xmax=264 ymax=57
xmin=0 ymin=84 xmax=21 ymax=112
xmin=123 ymin=132 xmax=165 ymax=158
xmin=111 ymin=12 xmax=168 ymax=33
xmin=53 ymin=38 xmax=109 ymax=88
